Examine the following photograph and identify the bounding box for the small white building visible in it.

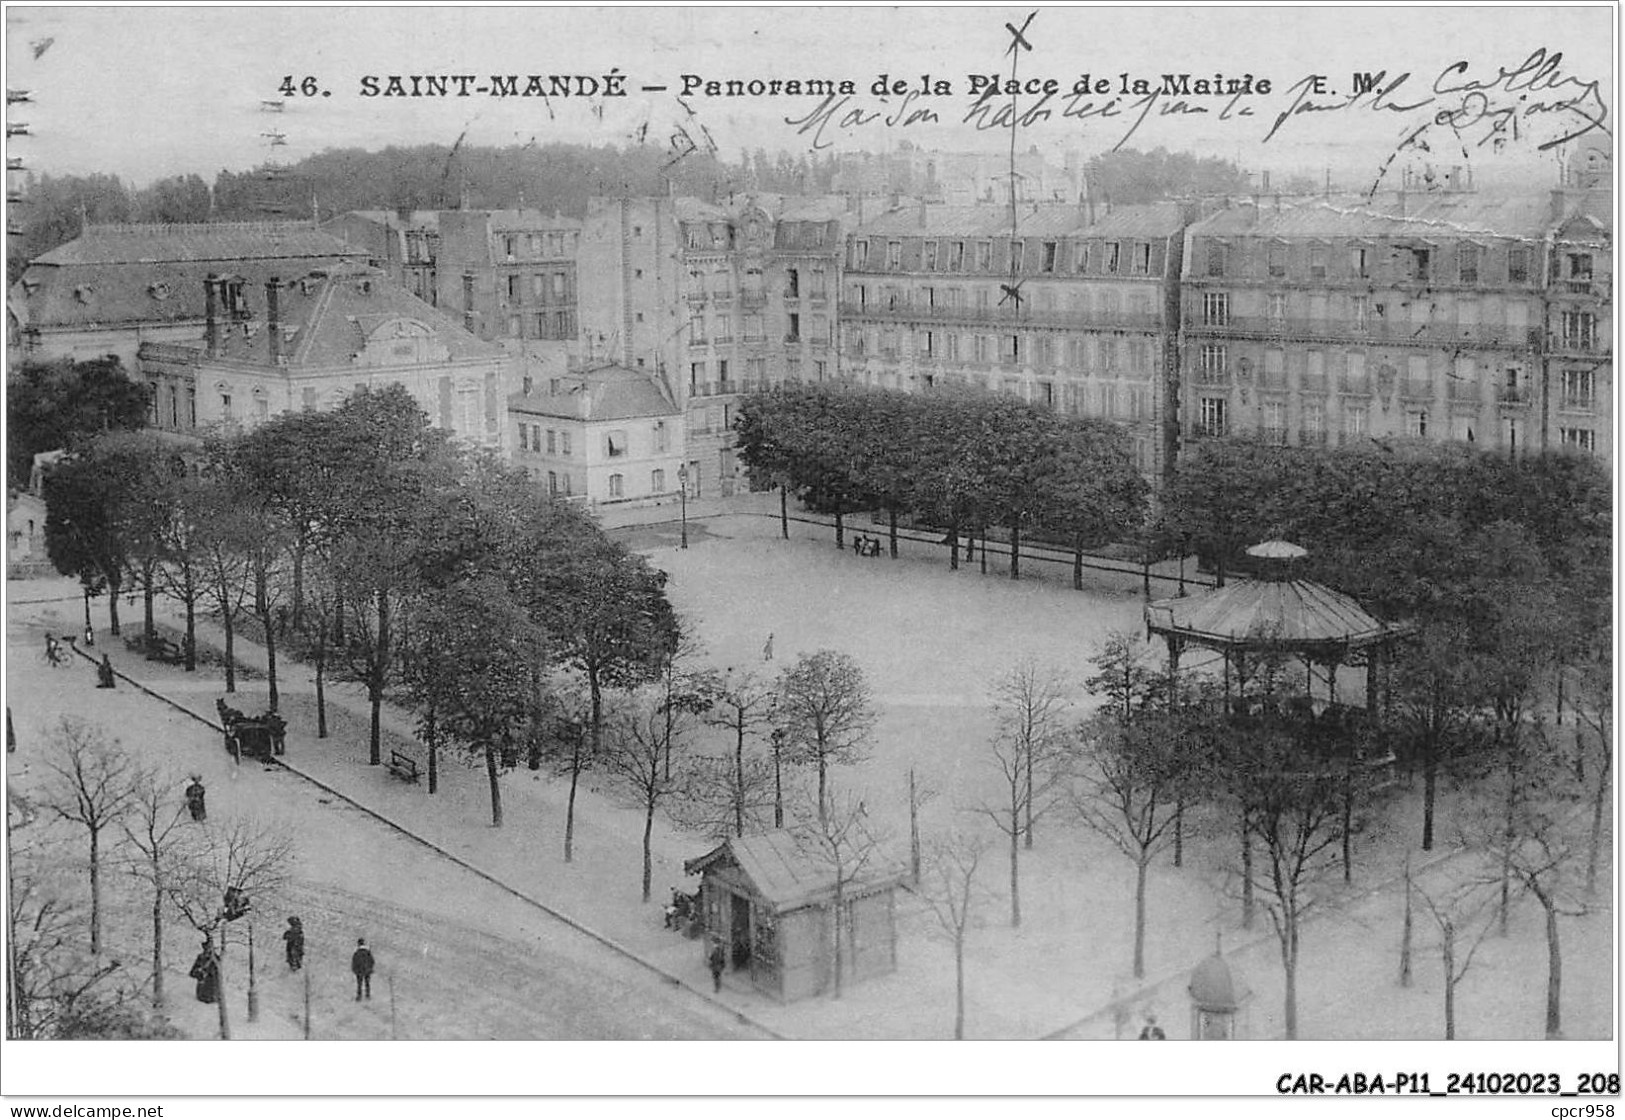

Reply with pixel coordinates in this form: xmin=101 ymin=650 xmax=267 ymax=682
xmin=509 ymin=364 xmax=685 ymax=505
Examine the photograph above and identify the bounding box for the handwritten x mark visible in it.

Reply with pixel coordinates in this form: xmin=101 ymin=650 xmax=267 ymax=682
xmin=999 ymin=281 xmax=1025 ymax=308
xmin=1005 ymin=11 xmax=1036 ymax=54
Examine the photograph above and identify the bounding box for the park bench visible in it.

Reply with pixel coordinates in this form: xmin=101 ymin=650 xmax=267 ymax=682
xmin=387 ymin=750 xmax=422 ymax=784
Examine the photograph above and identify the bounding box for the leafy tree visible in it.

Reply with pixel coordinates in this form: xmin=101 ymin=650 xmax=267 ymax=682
xmin=43 ymin=449 xmax=133 ymax=635
xmin=7 ymin=356 xmax=150 ymax=493
xmin=777 ymin=650 xmax=876 ymax=825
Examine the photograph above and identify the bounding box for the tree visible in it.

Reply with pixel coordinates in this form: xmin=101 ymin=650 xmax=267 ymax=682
xmin=601 ymin=691 xmax=698 ymax=902
xmin=164 ymin=817 xmax=295 ymax=1040
xmin=191 ymin=480 xmax=257 ymax=694
xmin=1085 ymin=631 xmax=1165 ymax=723
xmin=120 ymin=767 xmax=190 ymax=1008
xmin=43 ymin=448 xmax=132 ymax=636
xmin=917 ymin=832 xmax=989 ymax=1039
xmin=5 ymin=843 xmax=128 ymax=1040
xmin=1071 ymin=710 xmax=1189 ymax=978
xmin=6 ymin=356 xmax=149 ymax=492
xmin=1413 ymin=878 xmax=1497 ymax=1040
xmin=40 ymin=718 xmax=139 ymax=957
xmin=978 ymin=659 xmax=1068 ymax=926
xmin=789 ymin=791 xmax=890 ymax=1000
xmin=701 ymin=667 xmax=779 ymax=838
xmin=777 ymin=650 xmax=876 ymax=825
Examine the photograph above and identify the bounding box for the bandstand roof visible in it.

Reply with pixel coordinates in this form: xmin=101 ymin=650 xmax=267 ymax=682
xmin=1145 ymin=575 xmax=1402 ymax=657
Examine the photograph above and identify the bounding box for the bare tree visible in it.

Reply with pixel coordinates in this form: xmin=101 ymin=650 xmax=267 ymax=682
xmin=777 ymin=650 xmax=876 ymax=825
xmin=1071 ymin=710 xmax=1189 ymax=978
xmin=907 ymin=766 xmax=939 ymax=884
xmin=978 ymin=661 xmax=1067 ymax=927
xmin=917 ymin=832 xmax=988 ymax=1039
xmin=1413 ymin=878 xmax=1498 ymax=1040
xmin=120 ymin=767 xmax=189 ymax=1008
xmin=40 ymin=718 xmax=139 ymax=956
xmin=790 ymin=790 xmax=891 ymax=999
xmin=672 ymin=753 xmax=778 ymax=841
xmin=701 ymin=667 xmax=779 ymax=838
xmin=1564 ymin=638 xmax=1611 ymax=899
xmin=601 ymin=691 xmax=697 ymax=902
xmin=164 ymin=817 xmax=296 ymax=1040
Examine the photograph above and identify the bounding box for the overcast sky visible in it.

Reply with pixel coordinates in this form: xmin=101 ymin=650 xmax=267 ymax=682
xmin=4 ymin=5 xmax=1614 ymax=191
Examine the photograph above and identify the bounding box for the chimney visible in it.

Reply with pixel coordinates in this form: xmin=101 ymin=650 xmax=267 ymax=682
xmin=266 ymin=277 xmax=281 ymax=364
xmin=204 ymin=273 xmax=220 ymax=357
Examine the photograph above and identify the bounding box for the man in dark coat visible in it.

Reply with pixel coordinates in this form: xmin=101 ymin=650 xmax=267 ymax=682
xmin=707 ymin=938 xmax=727 ymax=993
xmin=351 ymin=937 xmax=375 ymax=1000
xmin=189 ymin=940 xmax=219 ymax=1004
xmin=95 ymin=655 xmax=115 ymax=688
xmin=184 ymin=777 xmax=207 ymax=822
xmin=283 ymin=917 xmax=304 ymax=971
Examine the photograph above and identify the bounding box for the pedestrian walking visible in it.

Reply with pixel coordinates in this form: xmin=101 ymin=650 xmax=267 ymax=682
xmin=95 ymin=654 xmax=116 ymax=689
xmin=6 ymin=705 xmax=15 ymax=753
xmin=189 ymin=939 xmax=219 ymax=1004
xmin=184 ymin=776 xmax=207 ymax=822
xmin=707 ymin=938 xmax=726 ymax=993
xmin=83 ymin=624 xmax=95 ymax=648
xmin=283 ymin=917 xmax=304 ymax=972
xmin=762 ymin=632 xmax=774 ymax=662
xmin=351 ymin=937 xmax=375 ymax=1000
xmin=44 ymin=634 xmax=64 ymax=668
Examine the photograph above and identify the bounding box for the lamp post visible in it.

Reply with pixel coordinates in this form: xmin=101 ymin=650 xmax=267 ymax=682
xmin=677 ymin=463 xmax=689 ymax=550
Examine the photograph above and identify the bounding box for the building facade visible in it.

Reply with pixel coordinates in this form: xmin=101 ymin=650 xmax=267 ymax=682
xmin=1179 ymin=187 xmax=1611 ymax=466
xmin=508 ymin=363 xmax=684 ymax=505
xmin=1544 ymin=185 xmax=1612 ymax=461
xmin=840 ymin=201 xmax=1192 ymax=481
xmin=137 ymin=264 xmax=512 ymax=453
xmin=435 ymin=209 xmax=580 ymax=346
xmin=579 ymin=194 xmax=845 ymax=498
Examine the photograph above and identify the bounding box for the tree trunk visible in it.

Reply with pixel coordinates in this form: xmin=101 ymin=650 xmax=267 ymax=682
xmin=954 ymin=936 xmax=966 ymax=1040
xmin=1341 ymin=773 xmax=1353 ymax=884
xmin=107 ymin=571 xmax=122 ymax=636
xmin=979 ymin=528 xmax=987 ymax=575
xmin=948 ymin=522 xmax=959 ymax=571
xmin=963 ymin=529 xmax=975 ymax=564
xmin=1499 ymin=743 xmax=1517 ymax=936
xmin=1282 ymin=918 xmax=1299 ymax=1040
xmin=1174 ymin=796 xmax=1184 ymax=868
xmin=1008 ymin=796 xmax=1021 ymax=928
xmin=834 ymin=509 xmax=844 ymax=550
xmin=314 ymin=633 xmax=328 ymax=739
xmin=642 ymin=799 xmax=655 ymax=903
xmin=1009 ymin=522 xmax=1021 ymax=580
xmin=779 ymin=486 xmax=789 ymax=539
xmin=216 ymin=947 xmax=231 ymax=1040
xmin=368 ymin=683 xmax=383 ymax=767
xmin=831 ymin=880 xmax=844 ymax=999
xmin=908 ymin=768 xmax=921 ymax=883
xmin=151 ymin=877 xmax=165 ymax=1008
xmin=1539 ymin=888 xmax=1562 ymax=1039
xmin=888 ymin=508 xmax=899 ymax=559
xmin=183 ymin=573 xmax=198 ymax=672
xmin=1422 ymin=740 xmax=1438 ymax=851
xmin=734 ymin=711 xmax=745 ymax=838
xmin=1586 ymin=739 xmax=1609 ymax=897
xmin=484 ymin=742 xmax=503 ymax=827
xmin=262 ymin=604 xmax=279 ymax=713
xmin=143 ymin=565 xmax=157 ymax=642
xmin=1072 ymin=534 xmax=1084 ymax=591
xmin=565 ymin=736 xmax=582 ymax=862
xmin=89 ymin=829 xmax=102 ymax=956
xmin=370 ymin=592 xmax=389 ymax=767
xmin=1133 ymin=853 xmax=1149 ymax=979
xmin=816 ymin=753 xmax=828 ymax=827
xmin=426 ymin=704 xmax=438 ymax=795
xmin=291 ymin=539 xmax=306 ymax=630
xmin=773 ymin=739 xmax=784 ymax=829
xmin=1399 ymin=858 xmax=1413 ymax=988
xmin=221 ymin=592 xmax=236 ymax=693
xmin=1241 ymin=808 xmax=1254 ymax=929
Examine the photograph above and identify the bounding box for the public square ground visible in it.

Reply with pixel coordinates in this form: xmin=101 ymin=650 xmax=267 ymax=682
xmin=4 ymin=493 xmax=1614 ymax=1048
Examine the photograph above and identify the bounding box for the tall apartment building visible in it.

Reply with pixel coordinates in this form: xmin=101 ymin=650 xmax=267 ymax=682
xmin=323 ymin=209 xmax=440 ymax=303
xmin=579 ymin=194 xmax=845 ymax=498
xmin=1545 ymin=185 xmax=1612 ymax=461
xmin=840 ymin=201 xmax=1192 ymax=481
xmin=435 ymin=210 xmax=580 ymax=346
xmin=1179 ymin=186 xmax=1611 ymax=465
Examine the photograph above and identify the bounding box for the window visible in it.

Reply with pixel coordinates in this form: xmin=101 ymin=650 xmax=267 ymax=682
xmin=1561 ymin=310 xmax=1597 ymax=351
xmin=976 ymin=241 xmax=993 ymax=271
xmin=1106 ymin=242 xmax=1121 ymax=273
xmin=1099 ymin=338 xmax=1118 ymax=373
xmin=1263 ymin=400 xmax=1286 ymax=443
xmin=809 ymin=269 xmax=827 ymax=298
xmin=1074 ymin=242 xmax=1090 ymax=274
xmin=1350 ymin=245 xmax=1370 ymax=278
xmin=1458 ymin=244 xmax=1480 ymax=284
xmin=786 ymin=313 xmax=801 ymax=343
xmin=1202 ymin=292 xmax=1230 ymax=327
xmin=220 ymin=393 xmax=232 ymax=418
xmin=887 ymin=241 xmax=902 ymax=268
xmin=974 ymin=335 xmax=991 ymax=363
xmin=1351 ymin=295 xmax=1369 ymax=332
xmin=1343 ymin=405 xmax=1368 ymax=437
xmin=1560 ymin=426 xmax=1596 ymax=452
xmin=1199 ymin=343 xmax=1227 ymax=380
xmin=545 ymin=429 xmax=557 ymax=454
xmin=948 ymin=241 xmax=964 ymax=270
xmin=504 ymin=236 xmax=517 ymax=260
xmin=689 ymin=315 xmax=706 ymax=344
xmin=1198 ymin=397 xmax=1227 ymax=437
xmin=1508 ymin=247 xmax=1530 ymax=284
xmin=651 ymin=469 xmax=666 ymax=493
xmin=919 ymin=330 xmax=935 ymax=358
xmin=1408 ymin=247 xmax=1431 ymax=281
xmin=1010 ymin=240 xmax=1025 ymax=271
xmin=653 ymin=420 xmax=670 ymax=452
xmin=744 ymin=314 xmax=765 ymax=342
xmin=855 ymin=240 xmax=869 ymax=267
xmin=608 ymin=473 xmax=624 ymax=498
xmin=1561 ymin=368 xmax=1596 ymax=412
xmin=519 ymin=424 xmax=530 ymax=451
xmin=746 ymin=357 xmax=766 ymax=383
xmin=999 ymin=334 xmax=1021 ymax=364
xmin=1267 ymin=292 xmax=1287 ymax=323
xmin=559 ymin=431 xmax=571 ymax=456
xmin=923 ymin=242 xmax=938 ymax=271
xmin=1565 ymin=252 xmax=1594 ymax=292
xmin=1206 ymin=242 xmax=1227 ymax=277
xmin=944 ymin=333 xmax=960 ymax=360
xmin=1302 ymin=403 xmax=1325 ymax=444
xmin=787 ymin=356 xmax=802 ymax=381
xmin=548 ymin=471 xmax=558 ymax=494
xmin=1042 ymin=242 xmax=1058 ymax=272
xmin=1309 ymin=244 xmax=1327 ymax=281
xmin=689 ymin=362 xmax=705 ymax=391
xmin=785 ymin=268 xmax=800 ymax=298
xmin=1407 ymin=411 xmax=1429 ymax=438
xmin=1268 ymin=242 xmax=1288 ymax=279
xmin=1135 ymin=243 xmax=1152 ymax=275
xmin=506 ymin=275 xmax=522 ymax=303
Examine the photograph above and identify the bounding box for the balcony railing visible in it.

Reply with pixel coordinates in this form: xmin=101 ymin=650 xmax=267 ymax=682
xmin=1187 ymin=315 xmax=1542 ymax=350
xmin=1497 ymin=386 xmax=1533 ymax=406
xmin=838 ymin=302 xmax=1162 ymax=331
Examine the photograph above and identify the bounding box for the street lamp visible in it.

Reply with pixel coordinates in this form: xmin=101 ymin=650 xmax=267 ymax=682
xmin=677 ymin=463 xmax=689 ymax=550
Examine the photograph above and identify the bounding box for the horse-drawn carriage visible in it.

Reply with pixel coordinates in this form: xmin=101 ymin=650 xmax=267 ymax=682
xmin=217 ymin=700 xmax=286 ymax=762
